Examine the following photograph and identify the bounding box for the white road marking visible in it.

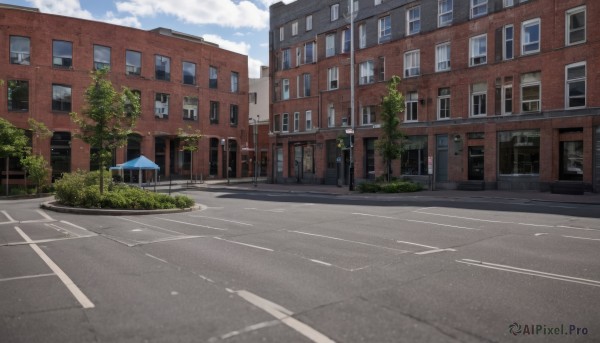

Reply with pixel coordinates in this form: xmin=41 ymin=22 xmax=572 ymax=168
xmin=20 ymin=219 xmax=54 ymax=224
xmin=119 ymin=217 xmax=191 ymax=234
xmin=457 ymin=259 xmax=600 ymax=288
xmin=561 ymin=235 xmax=600 ymax=242
xmin=288 ymin=230 xmax=409 ymax=253
xmin=145 ymin=253 xmax=168 ymax=263
xmin=132 ymin=229 xmax=143 ymax=232
xmin=215 ymin=320 xmax=280 ymax=341
xmin=309 ymin=259 xmax=332 ymax=266
xmin=1 ymin=210 xmax=16 ymax=223
xmin=353 ymin=212 xmax=396 ymax=220
xmin=414 ymin=248 xmax=456 ymax=255
xmin=557 ymin=225 xmax=597 ymax=232
xmin=188 ymin=215 xmax=253 ymax=226
xmin=518 ymin=223 xmax=555 ymax=228
xmin=353 ymin=212 xmax=479 ymax=230
xmin=0 ymin=273 xmax=55 ymax=282
xmin=36 ymin=209 xmax=54 ymax=221
xmin=156 ymin=217 xmax=227 ymax=231
xmin=236 ymin=290 xmax=335 ymax=343
xmin=396 ymin=240 xmax=438 ymax=249
xmin=534 ymin=233 xmax=548 ymax=236
xmin=214 ymin=237 xmax=274 ymax=252
xmin=60 ymin=220 xmax=92 ymax=232
xmin=0 ymin=235 xmax=97 ymax=247
xmin=13 ymin=226 xmax=95 ymax=308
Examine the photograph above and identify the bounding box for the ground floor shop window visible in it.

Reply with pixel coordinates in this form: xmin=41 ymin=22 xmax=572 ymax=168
xmin=401 ymin=136 xmax=428 ymax=175
xmin=51 ymin=132 xmax=71 ymax=181
xmin=560 ymin=141 xmax=583 ymax=181
xmin=365 ymin=138 xmax=376 ymax=179
xmin=498 ymin=130 xmax=540 ymax=175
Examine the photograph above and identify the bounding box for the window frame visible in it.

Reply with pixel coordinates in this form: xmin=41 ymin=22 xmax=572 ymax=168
xmin=306 ymin=15 xmax=313 ymax=31
xmin=291 ymin=21 xmax=298 ymax=36
xmin=521 ymin=18 xmax=541 ymax=55
xmin=282 ymin=78 xmax=290 ymax=100
xmin=125 ymin=50 xmax=141 ymax=75
xmin=182 ymin=96 xmax=198 ymax=120
xmin=435 ymin=42 xmax=451 ymax=72
xmin=303 ymin=73 xmax=311 ymax=97
xmin=438 ymin=0 xmax=453 ymax=27
xmin=359 ymin=60 xmax=374 ymax=85
xmin=231 ymin=72 xmax=239 ymax=93
xmin=566 ymin=6 xmax=586 ymax=46
xmin=404 ymin=50 xmax=420 ymax=78
xmin=407 ymin=6 xmax=421 ymax=35
xmin=471 ymin=0 xmax=488 ymax=19
xmin=93 ymin=45 xmax=111 ymax=70
xmin=520 ymin=72 xmax=541 ymax=113
xmin=52 ymin=84 xmax=72 ymax=112
xmin=326 ymin=34 xmax=336 ymax=57
xmin=305 ymin=110 xmax=312 ymax=131
xmin=182 ymin=61 xmax=196 ymax=85
xmin=437 ymin=88 xmax=451 ymax=120
xmin=470 ymin=83 xmax=487 ymax=117
xmin=327 ymin=103 xmax=335 ymax=127
xmin=282 ymin=113 xmax=289 ymax=132
xmin=9 ymin=36 xmax=30 ymax=65
xmin=341 ymin=29 xmax=351 ymax=53
xmin=565 ymin=61 xmax=586 ymax=109
xmin=378 ymin=16 xmax=391 ymax=43
xmin=7 ymin=80 xmax=29 ymax=112
xmin=154 ymin=54 xmax=171 ymax=81
xmin=209 ymin=66 xmax=218 ymax=89
xmin=154 ymin=92 xmax=170 ymax=118
xmin=359 ymin=23 xmax=367 ymax=49
xmin=503 ymin=25 xmax=514 ymax=60
xmin=293 ymin=112 xmax=300 ymax=132
xmin=230 ymin=104 xmax=239 ymax=126
xmin=361 ymin=106 xmax=374 ymax=125
xmin=210 ymin=101 xmax=219 ymax=124
xmin=469 ymin=34 xmax=487 ymax=66
xmin=405 ymin=92 xmax=418 ymax=122
xmin=331 ymin=4 xmax=339 ymax=21
xmin=282 ymin=48 xmax=291 ymax=69
xmin=328 ymin=67 xmax=339 ymax=90
xmin=52 ymin=40 xmax=73 ymax=69
xmin=304 ymin=42 xmax=315 ymax=64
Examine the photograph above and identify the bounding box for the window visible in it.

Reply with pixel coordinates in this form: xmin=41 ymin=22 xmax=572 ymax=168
xmin=407 ymin=6 xmax=421 ymax=35
xmin=378 ymin=56 xmax=385 ymax=81
xmin=52 ymin=84 xmax=71 ymax=112
xmin=405 ymin=92 xmax=418 ymax=121
xmin=154 ymin=93 xmax=169 ymax=118
xmin=435 ymin=43 xmax=451 ymax=72
xmin=292 ymin=21 xmax=298 ymax=36
xmin=331 ymin=4 xmax=339 ymax=21
xmin=279 ymin=27 xmax=284 ymax=41
xmin=361 ymin=106 xmax=375 ymax=125
xmin=375 ymin=0 xmax=382 ymax=5
xmin=249 ymin=92 xmax=257 ymax=104
xmin=438 ymin=0 xmax=453 ymax=27
xmin=502 ymin=79 xmax=513 ymax=115
xmin=230 ymin=104 xmax=239 ymax=126
xmin=522 ymin=19 xmax=540 ymax=55
xmin=93 ymin=45 xmax=110 ymax=70
xmin=282 ymin=113 xmax=289 ymax=132
xmin=359 ymin=24 xmax=367 ymax=49
xmin=504 ymin=0 xmax=514 ymax=7
xmin=469 ymin=34 xmax=487 ymax=66
xmin=53 ymin=40 xmax=72 ymax=68
xmin=125 ymin=50 xmax=141 ymax=75
xmin=183 ymin=62 xmax=196 ymax=85
xmin=7 ymin=80 xmax=29 ymax=111
xmin=155 ymin=55 xmax=170 ymax=81
xmin=379 ymin=16 xmax=391 ymax=43
xmin=282 ymin=79 xmax=290 ymax=100
xmin=471 ymin=0 xmax=487 ymax=18
xmin=503 ymin=25 xmax=514 ymax=60
xmin=273 ymin=114 xmax=281 ymax=132
xmin=282 ymin=48 xmax=291 ymax=70
xmin=498 ymin=130 xmax=540 ymax=175
xmin=521 ymin=72 xmax=541 ymax=112
xmin=328 ymin=67 xmax=339 ymax=90
xmin=294 ymin=112 xmax=300 ymax=132
xmin=348 ymin=0 xmax=358 ymax=12
xmin=566 ymin=62 xmax=586 ymax=109
xmin=471 ymin=83 xmax=487 ymax=116
xmin=566 ymin=6 xmax=585 ymax=45
xmin=304 ymin=42 xmax=314 ymax=64
xmin=210 ymin=101 xmax=219 ymax=124
xmin=401 ymin=136 xmax=428 ymax=175
xmin=303 ymin=73 xmax=311 ymax=97
xmin=306 ymin=15 xmax=313 ymax=31
xmin=327 ymin=104 xmax=335 ymax=127
xmin=305 ymin=110 xmax=312 ymax=130
xmin=183 ymin=96 xmax=198 ymax=120
xmin=10 ymin=36 xmax=30 ymax=65
xmin=231 ymin=72 xmax=239 ymax=93
xmin=359 ymin=61 xmax=374 ymax=85
xmin=209 ymin=66 xmax=218 ymax=88
xmin=326 ymin=34 xmax=335 ymax=57
xmin=341 ymin=29 xmax=351 ymax=53
xmin=404 ymin=50 xmax=420 ymax=77
xmin=438 ymin=88 xmax=451 ymax=119
xmin=560 ymin=141 xmax=583 ymax=180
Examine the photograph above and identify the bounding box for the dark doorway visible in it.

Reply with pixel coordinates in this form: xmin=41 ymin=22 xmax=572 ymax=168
xmin=468 ymin=146 xmax=484 ymax=180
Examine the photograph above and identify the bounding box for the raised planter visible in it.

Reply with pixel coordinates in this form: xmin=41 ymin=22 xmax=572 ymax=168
xmin=40 ymin=201 xmax=201 ymax=215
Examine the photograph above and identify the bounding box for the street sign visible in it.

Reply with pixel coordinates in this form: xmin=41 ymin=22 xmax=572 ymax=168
xmin=345 ymin=129 xmax=354 ymax=134
xmin=428 ymin=156 xmax=433 ymax=175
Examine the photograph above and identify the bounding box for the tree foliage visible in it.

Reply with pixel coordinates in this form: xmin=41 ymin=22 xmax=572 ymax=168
xmin=177 ymin=126 xmax=202 ymax=180
xmin=70 ymin=69 xmax=141 ymax=193
xmin=0 ymin=118 xmax=29 ymax=195
xmin=375 ymin=75 xmax=406 ymax=182
xmin=20 ymin=154 xmax=49 ymax=194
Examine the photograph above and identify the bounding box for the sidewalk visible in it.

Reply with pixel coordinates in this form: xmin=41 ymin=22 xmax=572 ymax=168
xmin=191 ymin=178 xmax=600 ymax=205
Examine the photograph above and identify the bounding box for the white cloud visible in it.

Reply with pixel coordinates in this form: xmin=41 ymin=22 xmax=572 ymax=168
xmin=234 ymin=32 xmax=246 ymax=37
xmin=248 ymin=57 xmax=265 ymax=78
xmin=103 ymin=11 xmax=142 ymax=28
xmin=27 ymin=0 xmax=142 ymax=28
xmin=257 ymin=0 xmax=297 ymax=8
xmin=116 ymin=0 xmax=269 ymax=29
xmin=201 ymin=34 xmax=265 ymax=78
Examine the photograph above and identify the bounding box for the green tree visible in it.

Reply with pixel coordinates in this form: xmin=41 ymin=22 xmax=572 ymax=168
xmin=376 ymin=75 xmax=406 ymax=182
xmin=177 ymin=126 xmax=202 ymax=182
xmin=70 ymin=69 xmax=141 ymax=194
xmin=20 ymin=154 xmax=49 ymax=194
xmin=0 ymin=118 xmax=29 ymax=196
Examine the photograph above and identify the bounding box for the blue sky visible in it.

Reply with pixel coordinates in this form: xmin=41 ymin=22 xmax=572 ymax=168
xmin=3 ymin=0 xmax=297 ymax=77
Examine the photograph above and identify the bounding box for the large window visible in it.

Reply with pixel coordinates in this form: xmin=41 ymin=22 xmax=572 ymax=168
xmin=282 ymin=79 xmax=290 ymax=100
xmin=183 ymin=62 xmax=196 ymax=85
xmin=521 ymin=72 xmax=541 ymax=113
xmin=52 ymin=84 xmax=71 ymax=112
xmin=566 ymin=6 xmax=585 ymax=46
xmin=155 ymin=55 xmax=170 ymax=81
xmin=230 ymin=104 xmax=239 ymax=126
xmin=326 ymin=34 xmax=335 ymax=57
xmin=405 ymin=92 xmax=418 ymax=122
xmin=292 ymin=21 xmax=298 ymax=36
xmin=438 ymin=0 xmax=453 ymax=27
xmin=10 ymin=36 xmax=30 ymax=65
xmin=303 ymin=73 xmax=311 ymax=97
xmin=282 ymin=48 xmax=291 ymax=70
xmin=328 ymin=103 xmax=335 ymax=127
xmin=330 ymin=4 xmax=339 ymax=21
xmin=341 ymin=29 xmax=351 ymax=53
xmin=498 ymin=130 xmax=540 ymax=175
xmin=7 ymin=80 xmax=29 ymax=111
xmin=125 ymin=50 xmax=141 ymax=75
xmin=306 ymin=15 xmax=313 ymax=31
xmin=401 ymin=136 xmax=428 ymax=175
xmin=231 ymin=72 xmax=239 ymax=93
xmin=154 ymin=93 xmax=169 ymax=118
xmin=359 ymin=61 xmax=374 ymax=85
xmin=407 ymin=6 xmax=421 ymax=35
xmin=53 ymin=40 xmax=72 ymax=68
xmin=521 ymin=19 xmax=540 ymax=55
xmin=471 ymin=0 xmax=487 ymax=19
xmin=183 ymin=96 xmax=198 ymax=120
xmin=209 ymin=66 xmax=218 ymax=88
xmin=404 ymin=50 xmax=420 ymax=77
xmin=93 ymin=45 xmax=110 ymax=70
xmin=304 ymin=42 xmax=314 ymax=64
xmin=438 ymin=88 xmax=451 ymax=119
xmin=469 ymin=34 xmax=487 ymax=66
xmin=210 ymin=101 xmax=219 ymax=124
xmin=282 ymin=113 xmax=289 ymax=132
xmin=566 ymin=62 xmax=586 ymax=109
xmin=359 ymin=24 xmax=367 ymax=49
xmin=361 ymin=106 xmax=374 ymax=125
xmin=560 ymin=141 xmax=583 ymax=181
xmin=328 ymin=67 xmax=338 ymax=90
xmin=379 ymin=16 xmax=391 ymax=43
xmin=305 ymin=110 xmax=312 ymax=131
xmin=279 ymin=27 xmax=284 ymax=42
xmin=503 ymin=25 xmax=514 ymax=60
xmin=471 ymin=83 xmax=487 ymax=116
xmin=435 ymin=43 xmax=450 ymax=72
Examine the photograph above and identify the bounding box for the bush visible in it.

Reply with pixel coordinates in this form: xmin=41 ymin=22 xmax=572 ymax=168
xmin=357 ymin=182 xmax=381 ymax=193
xmin=357 ymin=180 xmax=422 ymax=193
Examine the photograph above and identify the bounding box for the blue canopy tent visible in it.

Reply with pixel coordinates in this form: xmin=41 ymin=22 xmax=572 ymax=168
xmin=110 ymin=155 xmax=160 ymax=187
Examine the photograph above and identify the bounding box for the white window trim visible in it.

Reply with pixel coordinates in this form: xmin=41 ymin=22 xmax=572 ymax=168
xmin=341 ymin=29 xmax=350 ymax=53
xmin=328 ymin=103 xmax=335 ymax=127
xmin=405 ymin=92 xmax=418 ymax=122
xmin=565 ymin=6 xmax=586 ymax=46
xmin=437 ymin=89 xmax=451 ymax=120
xmin=438 ymin=0 xmax=453 ymax=27
xmin=331 ymin=4 xmax=339 ymax=21
xmin=306 ymin=15 xmax=313 ymax=31
xmin=502 ymin=84 xmax=513 ymax=115
xmin=361 ymin=106 xmax=374 ymax=125
xmin=282 ymin=79 xmax=290 ymax=100
xmin=503 ymin=25 xmax=514 ymax=60
xmin=359 ymin=23 xmax=367 ymax=49
xmin=282 ymin=113 xmax=289 ymax=132
xmin=565 ymin=61 xmax=586 ymax=109
xmin=293 ymin=112 xmax=300 ymax=132
xmin=326 ymin=34 xmax=335 ymax=57
xmin=520 ymin=75 xmax=541 ymax=113
xmin=279 ymin=27 xmax=284 ymax=41
xmin=471 ymin=0 xmax=487 ymax=19
xmin=404 ymin=50 xmax=420 ymax=78
xmin=435 ymin=42 xmax=451 ymax=72
xmin=359 ymin=60 xmax=374 ymax=85
xmin=406 ymin=6 xmax=420 ymax=35
xmin=470 ymin=84 xmax=487 ymax=117
xmin=503 ymin=0 xmax=514 ymax=7
xmin=521 ymin=18 xmax=541 ymax=55
xmin=328 ymin=67 xmax=339 ymax=90
xmin=469 ymin=34 xmax=487 ymax=67
xmin=305 ymin=110 xmax=312 ymax=131
xmin=378 ymin=16 xmax=391 ymax=43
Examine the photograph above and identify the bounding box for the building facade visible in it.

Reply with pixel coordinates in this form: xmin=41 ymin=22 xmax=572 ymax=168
xmin=248 ymin=66 xmax=271 ymax=178
xmin=269 ymin=0 xmax=600 ymax=191
xmin=1 ymin=4 xmax=249 ymax=187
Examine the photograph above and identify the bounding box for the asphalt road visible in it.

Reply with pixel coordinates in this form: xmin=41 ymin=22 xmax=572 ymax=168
xmin=1 ymin=190 xmax=599 ymax=343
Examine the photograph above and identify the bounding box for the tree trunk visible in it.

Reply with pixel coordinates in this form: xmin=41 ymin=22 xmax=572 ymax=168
xmin=5 ymin=157 xmax=9 ymax=196
xmin=99 ymin=162 xmax=104 ymax=195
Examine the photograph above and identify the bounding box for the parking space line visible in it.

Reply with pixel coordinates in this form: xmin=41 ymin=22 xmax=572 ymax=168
xmin=13 ymin=226 xmax=95 ymax=309
xmin=353 ymin=212 xmax=480 ymax=230
xmin=396 ymin=240 xmax=438 ymax=249
xmin=562 ymin=235 xmax=600 ymax=242
xmin=414 ymin=248 xmax=456 ymax=255
xmin=155 ymin=217 xmax=228 ymax=231
xmin=60 ymin=220 xmax=93 ymax=232
xmin=1 ymin=210 xmax=16 ymax=223
xmin=309 ymin=259 xmax=332 ymax=267
xmin=214 ymin=237 xmax=274 ymax=251
xmin=288 ymin=230 xmax=409 ymax=253
xmin=188 ymin=215 xmax=253 ymax=226
xmin=0 ymin=273 xmax=55 ymax=282
xmin=36 ymin=209 xmax=54 ymax=221
xmin=119 ymin=217 xmax=190 ymax=235
xmin=0 ymin=235 xmax=97 ymax=247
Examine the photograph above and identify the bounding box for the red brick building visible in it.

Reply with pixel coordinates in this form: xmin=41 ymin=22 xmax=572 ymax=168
xmin=1 ymin=4 xmax=249 ymax=187
xmin=269 ymin=0 xmax=600 ymax=192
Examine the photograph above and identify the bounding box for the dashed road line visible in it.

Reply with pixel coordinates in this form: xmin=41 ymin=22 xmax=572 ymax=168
xmin=288 ymin=230 xmax=409 ymax=253
xmin=188 ymin=215 xmax=253 ymax=226
xmin=119 ymin=217 xmax=192 ymax=234
xmin=0 ymin=273 xmax=55 ymax=282
xmin=155 ymin=217 xmax=228 ymax=231
xmin=561 ymin=235 xmax=600 ymax=242
xmin=353 ymin=212 xmax=480 ymax=230
xmin=214 ymin=237 xmax=274 ymax=252
xmin=414 ymin=248 xmax=456 ymax=255
xmin=309 ymin=259 xmax=332 ymax=267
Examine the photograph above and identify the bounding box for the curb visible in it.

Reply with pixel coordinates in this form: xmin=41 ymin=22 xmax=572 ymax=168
xmin=40 ymin=201 xmax=202 ymax=216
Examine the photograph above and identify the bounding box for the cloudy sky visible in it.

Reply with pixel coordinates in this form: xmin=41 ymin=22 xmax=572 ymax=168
xmin=4 ymin=0 xmax=297 ymax=77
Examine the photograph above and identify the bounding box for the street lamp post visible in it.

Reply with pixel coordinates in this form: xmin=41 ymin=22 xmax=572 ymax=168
xmin=347 ymin=0 xmax=356 ymax=191
xmin=249 ymin=115 xmax=259 ymax=187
